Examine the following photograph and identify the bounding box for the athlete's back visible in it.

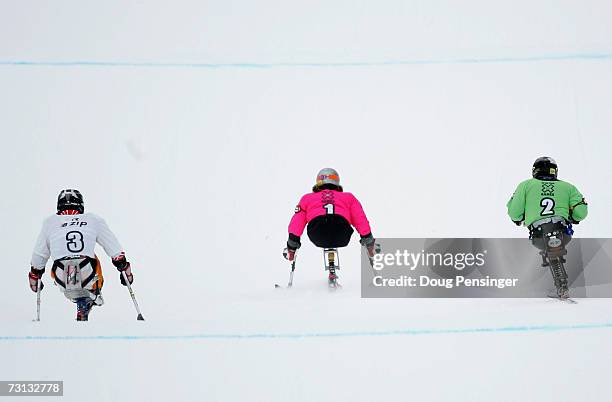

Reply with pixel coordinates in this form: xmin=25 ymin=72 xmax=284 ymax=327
xmin=31 ymin=212 xmax=123 ymax=268
xmin=289 ymin=190 xmax=372 ymax=238
xmin=507 ymin=178 xmax=588 ymax=227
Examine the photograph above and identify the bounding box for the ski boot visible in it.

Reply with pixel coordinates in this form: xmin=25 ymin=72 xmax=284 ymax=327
xmin=75 ymin=297 xmax=94 ymax=321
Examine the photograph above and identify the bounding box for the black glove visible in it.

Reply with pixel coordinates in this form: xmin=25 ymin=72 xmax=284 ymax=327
xmin=112 ymin=253 xmax=133 ymax=286
xmin=284 ymin=233 xmax=301 ymax=261
xmin=119 ymin=266 xmax=134 ymax=286
xmin=28 ymin=267 xmax=45 ymax=292
xmin=513 ymin=220 xmax=523 ymax=226
xmin=360 ymin=234 xmax=381 ymax=257
xmin=112 ymin=253 xmax=130 ymax=271
xmin=287 ymin=233 xmax=301 ymax=252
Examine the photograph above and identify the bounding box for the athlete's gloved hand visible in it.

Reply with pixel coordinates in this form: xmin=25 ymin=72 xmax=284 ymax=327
xmin=28 ymin=267 xmax=44 ymax=292
xmin=112 ymin=253 xmax=134 ymax=286
xmin=284 ymin=233 xmax=301 ymax=261
xmin=360 ymin=234 xmax=381 ymax=258
xmin=112 ymin=252 xmax=130 ymax=271
xmin=119 ymin=265 xmax=134 ymax=286
xmin=283 ymin=248 xmax=296 ymax=261
xmin=367 ymin=242 xmax=382 ymax=258
xmin=513 ymin=220 xmax=523 ymax=226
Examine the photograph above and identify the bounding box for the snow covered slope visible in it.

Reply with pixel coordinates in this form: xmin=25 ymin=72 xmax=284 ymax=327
xmin=1 ymin=1 xmax=612 ymax=401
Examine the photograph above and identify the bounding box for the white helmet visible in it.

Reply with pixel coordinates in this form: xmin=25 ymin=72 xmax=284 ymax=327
xmin=316 ymin=168 xmax=340 ymax=187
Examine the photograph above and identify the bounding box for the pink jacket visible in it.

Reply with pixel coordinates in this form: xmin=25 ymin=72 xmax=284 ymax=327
xmin=288 ymin=190 xmax=372 ymax=237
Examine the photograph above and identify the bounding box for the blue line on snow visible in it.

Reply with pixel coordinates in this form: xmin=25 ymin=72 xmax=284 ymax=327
xmin=1 ymin=53 xmax=612 ymax=69
xmin=1 ymin=322 xmax=612 ymax=341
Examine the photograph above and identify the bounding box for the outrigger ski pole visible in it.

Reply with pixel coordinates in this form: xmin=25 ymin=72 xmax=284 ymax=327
xmin=33 ymin=279 xmax=41 ymax=322
xmin=275 ymin=257 xmax=297 ymax=289
xmin=122 ymin=271 xmax=145 ymax=321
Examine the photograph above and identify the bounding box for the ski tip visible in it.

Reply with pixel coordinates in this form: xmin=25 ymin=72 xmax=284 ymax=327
xmin=137 ymin=314 xmax=145 ymax=321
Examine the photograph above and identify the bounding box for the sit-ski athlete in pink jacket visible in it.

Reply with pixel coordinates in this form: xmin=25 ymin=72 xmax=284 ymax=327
xmin=284 ymin=168 xmax=377 ymax=284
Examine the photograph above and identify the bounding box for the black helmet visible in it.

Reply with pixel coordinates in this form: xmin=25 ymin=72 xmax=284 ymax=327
xmin=57 ymin=189 xmax=84 ymax=214
xmin=532 ymin=157 xmax=558 ymax=180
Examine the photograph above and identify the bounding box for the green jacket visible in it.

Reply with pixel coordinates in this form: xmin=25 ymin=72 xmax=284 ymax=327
xmin=507 ymin=178 xmax=588 ymax=227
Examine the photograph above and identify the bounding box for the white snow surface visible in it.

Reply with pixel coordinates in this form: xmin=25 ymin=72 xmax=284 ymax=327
xmin=1 ymin=1 xmax=612 ymax=401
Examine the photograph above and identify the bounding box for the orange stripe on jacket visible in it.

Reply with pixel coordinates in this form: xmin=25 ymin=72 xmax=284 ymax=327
xmin=91 ymin=256 xmax=104 ymax=291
